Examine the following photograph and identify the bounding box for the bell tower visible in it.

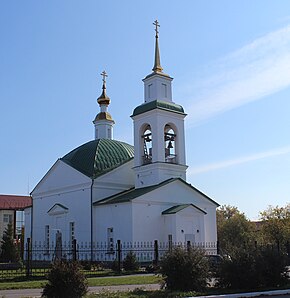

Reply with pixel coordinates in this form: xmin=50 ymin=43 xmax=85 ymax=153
xmin=131 ymin=20 xmax=188 ymax=188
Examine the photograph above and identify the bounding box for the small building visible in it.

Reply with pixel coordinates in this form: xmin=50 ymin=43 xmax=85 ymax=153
xmin=0 ymin=195 xmax=32 ymax=240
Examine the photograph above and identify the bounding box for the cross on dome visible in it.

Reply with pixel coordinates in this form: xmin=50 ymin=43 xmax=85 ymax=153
xmin=97 ymin=70 xmax=110 ymax=105
xmin=101 ymin=70 xmax=108 ymax=84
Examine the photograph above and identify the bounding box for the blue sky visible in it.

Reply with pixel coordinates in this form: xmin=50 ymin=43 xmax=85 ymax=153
xmin=1 ymin=1 xmax=289 ymax=220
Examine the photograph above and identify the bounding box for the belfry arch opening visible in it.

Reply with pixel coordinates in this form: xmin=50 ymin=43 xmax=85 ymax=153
xmin=164 ymin=124 xmax=177 ymax=163
xmin=141 ymin=124 xmax=152 ymax=165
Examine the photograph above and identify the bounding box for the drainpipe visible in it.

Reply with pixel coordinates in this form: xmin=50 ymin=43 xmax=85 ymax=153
xmin=90 ymin=179 xmax=94 ymax=261
xmin=30 ymin=196 xmax=33 ymax=242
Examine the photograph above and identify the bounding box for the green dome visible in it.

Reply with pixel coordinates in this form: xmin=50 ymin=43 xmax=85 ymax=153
xmin=61 ymin=139 xmax=134 ymax=178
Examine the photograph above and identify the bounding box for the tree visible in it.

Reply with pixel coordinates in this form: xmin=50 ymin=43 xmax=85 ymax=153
xmin=123 ymin=251 xmax=139 ymax=271
xmin=259 ymin=204 xmax=290 ymax=249
xmin=0 ymin=223 xmax=19 ymax=262
xmin=160 ymin=246 xmax=210 ymax=291
xmin=217 ymin=205 xmax=255 ymax=256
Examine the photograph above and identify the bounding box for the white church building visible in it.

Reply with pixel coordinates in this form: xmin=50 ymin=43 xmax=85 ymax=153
xmin=25 ymin=21 xmax=219 ymax=255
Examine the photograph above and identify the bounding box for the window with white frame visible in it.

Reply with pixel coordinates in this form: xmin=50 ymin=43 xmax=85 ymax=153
xmin=69 ymin=222 xmax=75 ymax=246
xmin=3 ymin=214 xmax=12 ymax=224
xmin=107 ymin=227 xmax=114 ymax=252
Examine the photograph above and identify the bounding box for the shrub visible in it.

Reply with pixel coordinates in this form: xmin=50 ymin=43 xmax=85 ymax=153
xmin=110 ymin=259 xmax=120 ymax=272
xmin=217 ymin=246 xmax=288 ymax=289
xmin=123 ymin=251 xmax=139 ymax=271
xmin=160 ymin=246 xmax=210 ymax=291
xmin=42 ymin=260 xmax=88 ymax=298
xmin=145 ymin=263 xmax=160 ymax=273
xmin=256 ymin=247 xmax=288 ymax=287
xmin=217 ymin=248 xmax=258 ymax=289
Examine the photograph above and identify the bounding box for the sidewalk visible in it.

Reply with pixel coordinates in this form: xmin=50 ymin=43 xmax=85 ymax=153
xmin=193 ymin=288 xmax=290 ymax=297
xmin=0 ymin=283 xmax=160 ymax=298
xmin=0 ymin=285 xmax=289 ymax=298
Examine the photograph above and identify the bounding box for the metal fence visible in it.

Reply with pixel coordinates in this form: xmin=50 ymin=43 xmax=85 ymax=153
xmin=0 ymin=239 xmax=217 ymax=280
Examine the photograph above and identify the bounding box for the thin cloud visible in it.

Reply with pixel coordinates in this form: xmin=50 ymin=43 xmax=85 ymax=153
xmin=188 ymin=145 xmax=290 ymax=175
xmin=183 ymin=24 xmax=290 ymax=125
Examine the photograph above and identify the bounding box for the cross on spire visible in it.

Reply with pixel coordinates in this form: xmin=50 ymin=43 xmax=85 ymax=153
xmin=153 ymin=20 xmax=160 ymax=37
xmin=152 ymin=20 xmax=163 ymax=73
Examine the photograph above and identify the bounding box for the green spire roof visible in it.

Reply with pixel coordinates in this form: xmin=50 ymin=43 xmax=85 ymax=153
xmin=61 ymin=139 xmax=134 ymax=178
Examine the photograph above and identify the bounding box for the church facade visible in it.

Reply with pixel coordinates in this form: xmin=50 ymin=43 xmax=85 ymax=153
xmin=25 ymin=21 xmax=219 ymax=254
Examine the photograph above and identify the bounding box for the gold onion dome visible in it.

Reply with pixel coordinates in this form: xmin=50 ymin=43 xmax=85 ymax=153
xmin=97 ymin=83 xmax=110 ymax=105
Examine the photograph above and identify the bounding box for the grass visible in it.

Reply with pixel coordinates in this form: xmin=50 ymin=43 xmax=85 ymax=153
xmin=0 ymin=274 xmax=162 ymax=290
xmin=88 ymin=275 xmax=162 ymax=287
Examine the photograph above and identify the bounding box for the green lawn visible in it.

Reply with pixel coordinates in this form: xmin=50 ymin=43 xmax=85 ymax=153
xmin=0 ymin=274 xmax=162 ymax=290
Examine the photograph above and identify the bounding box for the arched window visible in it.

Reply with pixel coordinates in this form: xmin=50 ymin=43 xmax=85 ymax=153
xmin=142 ymin=125 xmax=152 ymax=165
xmin=164 ymin=124 xmax=176 ymax=164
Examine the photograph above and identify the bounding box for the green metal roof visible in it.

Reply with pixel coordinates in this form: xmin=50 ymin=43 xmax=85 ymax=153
xmin=61 ymin=139 xmax=134 ymax=178
xmin=162 ymin=204 xmax=207 ymax=215
xmin=94 ymin=177 xmax=219 ymax=207
xmin=94 ymin=178 xmax=176 ymax=205
xmin=131 ymin=100 xmax=185 ymax=117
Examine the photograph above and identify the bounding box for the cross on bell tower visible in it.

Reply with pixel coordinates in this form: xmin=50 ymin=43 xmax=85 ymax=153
xmin=131 ymin=21 xmax=188 ymax=189
xmin=152 ymin=20 xmax=163 ymax=73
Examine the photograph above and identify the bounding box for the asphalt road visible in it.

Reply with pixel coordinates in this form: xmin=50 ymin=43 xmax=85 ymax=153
xmin=0 ymin=286 xmax=289 ymax=298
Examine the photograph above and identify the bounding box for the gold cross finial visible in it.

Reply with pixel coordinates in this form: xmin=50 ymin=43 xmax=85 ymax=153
xmin=153 ymin=20 xmax=160 ymax=37
xmin=101 ymin=70 xmax=108 ymax=84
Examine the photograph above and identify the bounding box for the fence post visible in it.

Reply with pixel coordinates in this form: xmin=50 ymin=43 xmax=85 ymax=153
xmin=153 ymin=240 xmax=159 ymax=265
xmin=26 ymin=238 xmax=31 ymax=278
xmin=216 ymin=240 xmax=220 ymax=255
xmin=187 ymin=240 xmax=191 ymax=252
xmin=117 ymin=240 xmax=121 ymax=272
xmin=286 ymin=241 xmax=290 ymax=256
xmin=72 ymin=239 xmax=77 ymax=261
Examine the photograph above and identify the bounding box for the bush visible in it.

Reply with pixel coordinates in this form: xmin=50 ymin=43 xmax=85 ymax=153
xmin=217 ymin=248 xmax=258 ymax=289
xmin=123 ymin=251 xmax=139 ymax=271
xmin=145 ymin=263 xmax=160 ymax=273
xmin=256 ymin=247 xmax=288 ymax=287
xmin=217 ymin=246 xmax=288 ymax=289
xmin=160 ymin=246 xmax=210 ymax=291
xmin=110 ymin=259 xmax=120 ymax=272
xmin=42 ymin=260 xmax=88 ymax=298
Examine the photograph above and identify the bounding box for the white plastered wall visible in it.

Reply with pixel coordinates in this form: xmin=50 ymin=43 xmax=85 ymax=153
xmin=92 ymin=160 xmax=134 ymax=203
xmin=131 ymin=180 xmax=217 ymax=244
xmin=94 ymin=202 xmax=132 ymax=243
xmin=30 ymin=160 xmax=92 ymax=245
